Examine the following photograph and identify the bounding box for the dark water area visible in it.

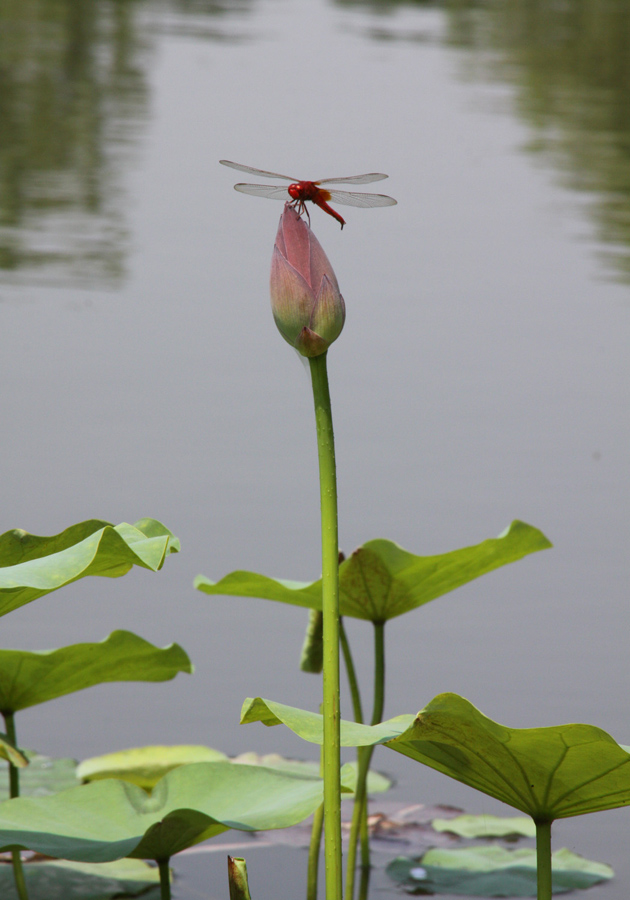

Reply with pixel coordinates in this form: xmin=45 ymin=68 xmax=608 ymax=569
xmin=0 ymin=1 xmax=629 ymax=898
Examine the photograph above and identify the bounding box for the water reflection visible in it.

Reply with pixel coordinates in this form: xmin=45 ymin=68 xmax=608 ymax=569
xmin=0 ymin=0 xmax=255 ymax=288
xmin=443 ymin=0 xmax=630 ymax=281
xmin=344 ymin=0 xmax=630 ymax=282
xmin=3 ymin=0 xmax=630 ymax=286
xmin=0 ymin=0 xmax=153 ymax=286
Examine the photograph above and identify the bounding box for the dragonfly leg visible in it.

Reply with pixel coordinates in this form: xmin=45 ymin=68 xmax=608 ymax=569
xmin=288 ymin=197 xmax=310 ymax=228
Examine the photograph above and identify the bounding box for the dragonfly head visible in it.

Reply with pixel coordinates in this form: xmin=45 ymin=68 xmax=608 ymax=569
xmin=287 ymin=183 xmax=302 ymax=201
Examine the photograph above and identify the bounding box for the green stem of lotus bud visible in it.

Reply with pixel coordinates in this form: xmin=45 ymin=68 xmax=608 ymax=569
xmin=309 ymin=352 xmax=342 ymax=900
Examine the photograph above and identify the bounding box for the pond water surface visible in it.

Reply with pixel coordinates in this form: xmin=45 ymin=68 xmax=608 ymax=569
xmin=1 ymin=1 xmax=629 ymax=898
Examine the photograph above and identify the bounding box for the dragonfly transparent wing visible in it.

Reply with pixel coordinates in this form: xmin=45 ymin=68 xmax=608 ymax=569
xmin=234 ymin=183 xmax=290 ymax=200
xmin=220 ymin=160 xmax=298 ymax=181
xmin=325 ymin=190 xmax=397 ymax=208
xmin=317 ymin=173 xmax=389 ymax=185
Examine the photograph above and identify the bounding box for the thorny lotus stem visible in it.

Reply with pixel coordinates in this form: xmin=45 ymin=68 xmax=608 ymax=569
xmin=3 ymin=712 xmax=29 ymax=900
xmin=9 ymin=851 xmax=28 ymax=900
xmin=345 ymin=622 xmax=386 ymax=900
xmin=3 ymin=712 xmax=20 ymax=799
xmin=340 ymin=619 xmax=364 ymax=725
xmin=307 ymin=802 xmax=325 ymax=900
xmin=158 ymin=858 xmax=171 ymax=900
xmin=309 ymin=610 xmax=365 ymax=900
xmin=357 ymin=862 xmax=371 ymax=900
xmin=535 ymin=819 xmax=553 ymax=900
xmin=309 ymin=352 xmax=342 ymax=900
xmin=307 ymin=743 xmax=325 ymax=900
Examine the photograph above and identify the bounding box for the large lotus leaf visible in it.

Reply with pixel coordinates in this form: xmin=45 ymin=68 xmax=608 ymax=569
xmin=386 ymin=846 xmax=613 ymax=896
xmin=0 ymin=632 xmax=192 ymax=714
xmin=0 ymin=760 xmax=324 ymax=862
xmin=242 ymin=695 xmax=630 ymax=821
xmin=77 ymin=746 xmax=389 ymax=796
xmin=240 ymin=697 xmax=414 ymax=745
xmin=0 ymin=519 xmax=179 ymax=618
xmin=77 ymin=745 xmax=228 ymax=789
xmin=432 ymin=814 xmax=535 ymax=839
xmin=234 ymin=754 xmax=391 ymax=795
xmin=196 ymin=521 xmax=550 ymax=622
xmin=0 ymin=857 xmax=160 ymax=899
xmin=232 ymin=753 xmax=389 ymax=795
xmin=385 ymin=694 xmax=630 ymax=821
xmin=0 ymin=753 xmax=77 ymax=800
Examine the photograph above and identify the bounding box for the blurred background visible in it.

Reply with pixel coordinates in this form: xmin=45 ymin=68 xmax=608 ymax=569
xmin=0 ymin=1 xmax=629 ymax=897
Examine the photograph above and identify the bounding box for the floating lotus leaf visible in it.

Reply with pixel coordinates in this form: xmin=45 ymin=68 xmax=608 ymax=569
xmin=0 ymin=760 xmax=324 ymax=863
xmin=231 ymin=751 xmax=322 ymax=776
xmin=242 ymin=694 xmax=630 ymax=821
xmin=0 ymin=857 xmax=160 ymax=899
xmin=196 ymin=521 xmax=550 ymax=622
xmin=77 ymin=745 xmax=228 ymax=789
xmin=432 ymin=814 xmax=535 ymax=839
xmin=0 ymin=753 xmax=77 ymax=800
xmin=0 ymin=632 xmax=192 ymax=714
xmin=386 ymin=846 xmax=613 ymax=896
xmin=77 ymin=746 xmax=388 ymax=797
xmin=232 ymin=754 xmax=390 ymax=795
xmin=0 ymin=519 xmax=179 ymax=618
xmin=341 ymin=761 xmax=392 ymax=796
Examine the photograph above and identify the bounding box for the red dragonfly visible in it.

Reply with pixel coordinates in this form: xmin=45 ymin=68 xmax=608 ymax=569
xmin=220 ymin=160 xmax=397 ymax=229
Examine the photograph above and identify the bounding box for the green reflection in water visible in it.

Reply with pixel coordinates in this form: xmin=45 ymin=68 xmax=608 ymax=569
xmin=342 ymin=0 xmax=630 ymax=283
xmin=0 ymin=0 xmax=250 ymax=288
xmin=446 ymin=0 xmax=630 ymax=282
xmin=0 ymin=0 xmax=149 ymax=287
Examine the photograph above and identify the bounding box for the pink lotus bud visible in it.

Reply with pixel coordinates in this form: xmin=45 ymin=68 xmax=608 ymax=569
xmin=270 ymin=205 xmax=345 ymax=357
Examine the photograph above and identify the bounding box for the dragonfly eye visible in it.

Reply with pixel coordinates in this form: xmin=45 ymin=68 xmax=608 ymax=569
xmin=287 ymin=184 xmax=301 ymax=200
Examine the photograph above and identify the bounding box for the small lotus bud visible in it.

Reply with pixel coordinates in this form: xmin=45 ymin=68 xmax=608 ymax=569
xmin=270 ymin=205 xmax=345 ymax=357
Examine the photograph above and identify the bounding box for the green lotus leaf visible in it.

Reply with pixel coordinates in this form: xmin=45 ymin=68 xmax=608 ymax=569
xmin=340 ymin=760 xmax=392 ymax=795
xmin=232 ymin=752 xmax=389 ymax=794
xmin=0 ymin=857 xmax=160 ymax=899
xmin=432 ymin=814 xmax=535 ymax=839
xmin=0 ymin=632 xmax=192 ymax=714
xmin=0 ymin=519 xmax=179 ymax=618
xmin=196 ymin=521 xmax=550 ymax=623
xmin=242 ymin=694 xmax=630 ymax=821
xmin=0 ymin=760 xmax=324 ymax=862
xmin=231 ymin=751 xmax=321 ymax=776
xmin=0 ymin=753 xmax=77 ymax=800
xmin=386 ymin=846 xmax=613 ymax=896
xmin=77 ymin=745 xmax=228 ymax=789
xmin=240 ymin=697 xmax=414 ymax=746
xmin=385 ymin=693 xmax=630 ymax=821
